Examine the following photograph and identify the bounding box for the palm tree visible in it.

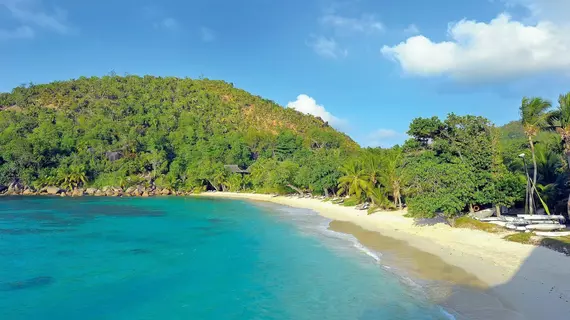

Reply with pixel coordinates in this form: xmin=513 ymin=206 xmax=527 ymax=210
xmin=362 ymin=152 xmax=381 ymax=186
xmin=379 ymin=148 xmax=404 ymax=209
xmin=550 ymin=93 xmax=570 ymax=164
xmin=548 ymin=93 xmax=570 ymax=214
xmin=337 ymin=160 xmax=371 ymax=200
xmin=520 ymin=97 xmax=552 ymax=214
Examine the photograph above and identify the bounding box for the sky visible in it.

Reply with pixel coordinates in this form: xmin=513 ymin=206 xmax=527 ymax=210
xmin=1 ymin=0 xmax=570 ymax=147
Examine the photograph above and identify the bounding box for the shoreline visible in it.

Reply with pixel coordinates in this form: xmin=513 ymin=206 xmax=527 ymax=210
xmin=195 ymin=192 xmax=570 ymax=319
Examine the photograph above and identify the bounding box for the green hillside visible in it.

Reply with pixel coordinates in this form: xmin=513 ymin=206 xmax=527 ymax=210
xmin=0 ymin=75 xmax=357 ymax=193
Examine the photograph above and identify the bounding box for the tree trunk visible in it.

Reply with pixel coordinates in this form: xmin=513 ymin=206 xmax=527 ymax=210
xmin=287 ymin=184 xmax=303 ymax=195
xmin=208 ymin=180 xmax=219 ymax=191
xmin=566 ymin=151 xmax=570 ymax=217
xmin=529 ymin=137 xmax=537 ymax=215
xmin=495 ymin=205 xmax=502 ymax=217
xmin=469 ymin=203 xmax=475 ymax=213
xmin=324 ymin=188 xmax=329 ymax=198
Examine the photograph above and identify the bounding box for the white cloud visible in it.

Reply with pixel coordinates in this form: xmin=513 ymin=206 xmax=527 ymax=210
xmin=367 ymin=129 xmax=407 ymax=148
xmin=0 ymin=25 xmax=34 ymax=40
xmin=321 ymin=14 xmax=384 ymax=34
xmin=307 ymin=36 xmax=347 ymax=59
xmin=404 ymin=24 xmax=419 ymax=35
xmin=286 ymin=94 xmax=345 ymax=127
xmin=502 ymin=0 xmax=570 ymax=24
xmin=0 ymin=0 xmax=72 ymax=38
xmin=381 ymin=0 xmax=570 ymax=80
xmin=201 ymin=27 xmax=215 ymax=42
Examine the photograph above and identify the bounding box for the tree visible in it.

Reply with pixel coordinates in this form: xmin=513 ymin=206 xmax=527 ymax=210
xmin=378 ymin=147 xmax=404 ymax=209
xmin=520 ymin=97 xmax=552 ymax=214
xmin=549 ymin=92 xmax=570 ymax=214
xmin=337 ymin=160 xmax=371 ymax=201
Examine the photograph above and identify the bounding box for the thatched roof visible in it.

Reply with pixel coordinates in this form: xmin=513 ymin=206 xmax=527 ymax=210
xmin=224 ymin=165 xmax=250 ymax=174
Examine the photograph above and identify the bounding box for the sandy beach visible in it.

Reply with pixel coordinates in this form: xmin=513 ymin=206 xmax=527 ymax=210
xmin=196 ymin=192 xmax=570 ymax=319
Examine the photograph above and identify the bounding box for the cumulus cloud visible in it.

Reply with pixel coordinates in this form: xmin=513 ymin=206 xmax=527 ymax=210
xmin=307 ymin=36 xmax=347 ymax=59
xmin=367 ymin=129 xmax=407 ymax=148
xmin=321 ymin=14 xmax=384 ymax=34
xmin=286 ymin=94 xmax=345 ymax=127
xmin=0 ymin=0 xmax=73 ymax=39
xmin=381 ymin=0 xmax=570 ymax=80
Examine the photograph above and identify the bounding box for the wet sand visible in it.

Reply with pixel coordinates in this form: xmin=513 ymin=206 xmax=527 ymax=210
xmin=329 ymin=220 xmax=525 ymax=320
xmin=196 ymin=192 xmax=570 ymax=319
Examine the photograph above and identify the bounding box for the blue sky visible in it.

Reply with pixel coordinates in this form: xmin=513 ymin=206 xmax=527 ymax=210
xmin=1 ymin=0 xmax=570 ymax=147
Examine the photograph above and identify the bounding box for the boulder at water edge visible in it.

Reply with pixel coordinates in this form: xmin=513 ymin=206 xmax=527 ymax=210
xmin=45 ymin=186 xmax=63 ymax=195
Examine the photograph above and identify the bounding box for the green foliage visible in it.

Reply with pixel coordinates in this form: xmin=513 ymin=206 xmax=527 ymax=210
xmin=504 ymin=232 xmax=535 ymax=244
xmin=404 ymin=114 xmax=493 ymax=218
xmin=0 ymin=76 xmax=356 ymax=193
xmin=453 ymin=216 xmax=503 ymax=233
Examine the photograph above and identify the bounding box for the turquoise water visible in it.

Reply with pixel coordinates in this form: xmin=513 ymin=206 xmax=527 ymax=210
xmin=0 ymin=197 xmax=450 ymax=319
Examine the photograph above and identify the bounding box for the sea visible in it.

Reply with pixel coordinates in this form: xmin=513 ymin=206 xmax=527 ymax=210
xmin=0 ymin=196 xmax=454 ymax=319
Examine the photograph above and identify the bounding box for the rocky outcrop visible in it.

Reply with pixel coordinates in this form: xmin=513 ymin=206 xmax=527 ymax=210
xmin=0 ymin=185 xmax=7 ymax=194
xmin=7 ymin=181 xmax=24 ymax=194
xmin=71 ymin=189 xmax=84 ymax=197
xmin=85 ymin=188 xmax=97 ymax=196
xmin=43 ymin=186 xmax=63 ymax=195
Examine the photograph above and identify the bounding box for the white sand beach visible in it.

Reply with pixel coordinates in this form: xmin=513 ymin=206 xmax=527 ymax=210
xmin=197 ymin=192 xmax=570 ymax=319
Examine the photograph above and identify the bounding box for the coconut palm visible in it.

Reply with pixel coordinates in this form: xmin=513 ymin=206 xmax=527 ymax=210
xmin=367 ymin=186 xmax=395 ymax=214
xmin=362 ymin=152 xmax=381 ymax=186
xmin=378 ymin=147 xmax=404 ymax=209
xmin=57 ymin=165 xmax=87 ymax=190
xmin=520 ymin=97 xmax=552 ymax=214
xmin=550 ymin=93 xmax=570 ymax=165
xmin=337 ymin=160 xmax=371 ymax=200
xmin=547 ymin=93 xmax=570 ymax=214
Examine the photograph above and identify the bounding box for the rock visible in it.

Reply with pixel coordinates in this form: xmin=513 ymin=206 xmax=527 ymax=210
xmin=8 ymin=181 xmax=24 ymax=193
xmin=102 ymin=186 xmax=111 ymax=192
xmin=125 ymin=186 xmax=137 ymax=195
xmin=85 ymin=188 xmax=97 ymax=196
xmin=161 ymin=189 xmax=171 ymax=196
xmin=95 ymin=189 xmax=105 ymax=196
xmin=22 ymin=189 xmax=34 ymax=195
xmin=105 ymin=190 xmax=114 ymax=197
xmin=71 ymin=189 xmax=84 ymax=197
xmin=45 ymin=186 xmax=63 ymax=195
xmin=142 ymin=191 xmax=150 ymax=197
xmin=0 ymin=185 xmax=7 ymax=194
xmin=355 ymin=202 xmax=370 ymax=210
xmin=60 ymin=192 xmax=67 ymax=197
xmin=469 ymin=208 xmax=495 ymax=220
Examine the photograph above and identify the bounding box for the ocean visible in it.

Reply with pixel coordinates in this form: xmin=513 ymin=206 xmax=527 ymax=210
xmin=0 ymin=196 xmax=452 ymax=319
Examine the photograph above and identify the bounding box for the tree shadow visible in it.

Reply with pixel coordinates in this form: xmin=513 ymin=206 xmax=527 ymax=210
xmin=328 ymin=220 xmax=570 ymax=320
xmin=439 ymin=245 xmax=570 ymax=320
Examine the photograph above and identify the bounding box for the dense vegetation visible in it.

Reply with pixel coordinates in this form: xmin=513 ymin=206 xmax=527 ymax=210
xmin=1 ymin=75 xmax=569 ymax=219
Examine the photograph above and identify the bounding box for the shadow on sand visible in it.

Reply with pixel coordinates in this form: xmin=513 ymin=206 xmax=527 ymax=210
xmin=328 ymin=220 xmax=570 ymax=320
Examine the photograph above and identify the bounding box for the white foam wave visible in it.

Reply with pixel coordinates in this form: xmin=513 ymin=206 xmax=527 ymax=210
xmin=438 ymin=306 xmax=457 ymax=320
xmin=352 ymin=241 xmax=381 ymax=262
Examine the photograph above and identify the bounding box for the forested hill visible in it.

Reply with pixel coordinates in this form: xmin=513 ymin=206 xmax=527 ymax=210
xmin=0 ymin=75 xmax=358 ymax=193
